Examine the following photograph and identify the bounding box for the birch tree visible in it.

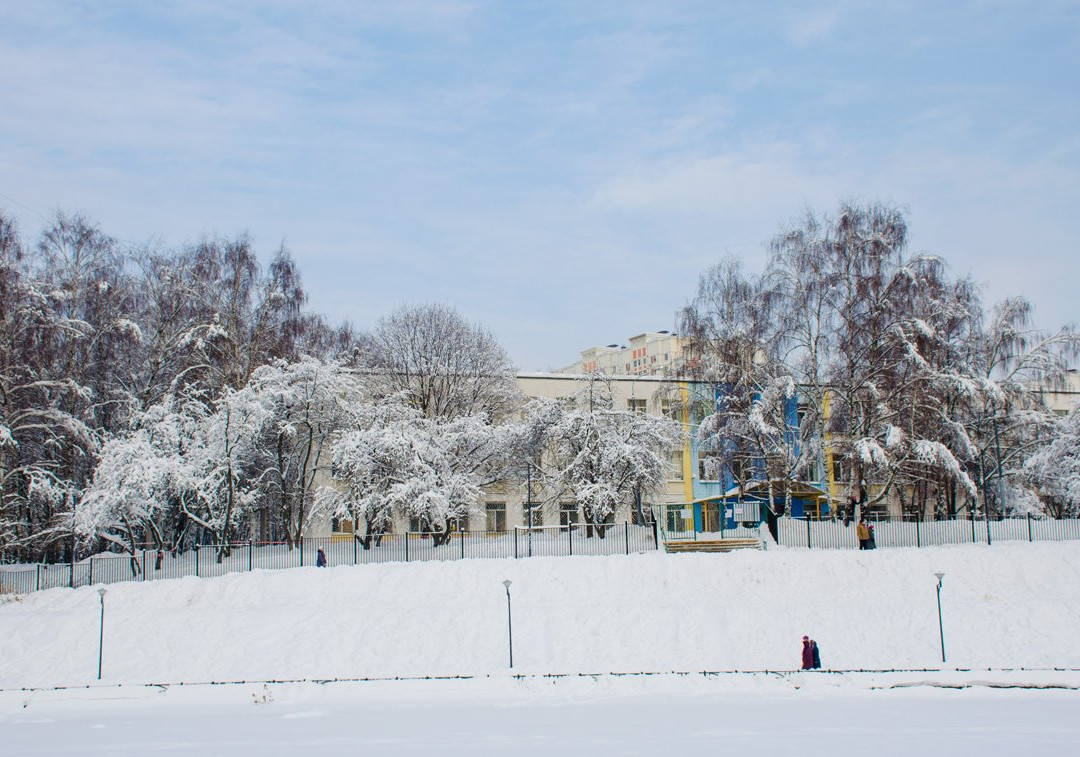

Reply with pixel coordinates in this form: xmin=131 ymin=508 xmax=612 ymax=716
xmin=361 ymin=303 xmax=520 ymax=421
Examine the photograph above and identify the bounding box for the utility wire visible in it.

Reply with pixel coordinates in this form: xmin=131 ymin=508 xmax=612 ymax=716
xmin=0 ymin=189 xmax=50 ymax=221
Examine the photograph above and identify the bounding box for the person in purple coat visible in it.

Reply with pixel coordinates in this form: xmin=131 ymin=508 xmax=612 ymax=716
xmin=316 ymin=547 xmax=327 ymax=568
xmin=801 ymin=636 xmax=814 ymax=670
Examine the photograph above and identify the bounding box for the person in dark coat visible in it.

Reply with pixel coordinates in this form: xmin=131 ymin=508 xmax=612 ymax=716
xmin=867 ymin=523 xmax=876 ymax=550
xmin=801 ymin=636 xmax=813 ymax=670
xmin=811 ymin=639 xmax=821 ymax=669
xmin=316 ymin=547 xmax=328 ymax=567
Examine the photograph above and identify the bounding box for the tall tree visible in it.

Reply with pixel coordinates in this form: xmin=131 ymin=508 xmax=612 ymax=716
xmin=361 ymin=303 xmax=520 ymax=421
xmin=525 ymin=378 xmax=680 ymax=536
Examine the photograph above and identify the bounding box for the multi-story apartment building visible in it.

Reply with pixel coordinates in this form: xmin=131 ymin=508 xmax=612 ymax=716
xmin=559 ymin=332 xmax=685 ymax=377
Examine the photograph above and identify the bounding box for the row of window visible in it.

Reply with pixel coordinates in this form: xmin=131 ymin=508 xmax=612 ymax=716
xmin=478 ymin=502 xmax=582 ymax=532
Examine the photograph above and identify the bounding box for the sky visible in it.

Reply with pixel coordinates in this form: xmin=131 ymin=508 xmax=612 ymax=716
xmin=1 ymin=1 xmax=1078 ymax=370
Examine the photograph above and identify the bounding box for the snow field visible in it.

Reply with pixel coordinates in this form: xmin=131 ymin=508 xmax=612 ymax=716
xmin=4 ymin=671 xmax=1080 ymax=756
xmin=2 ymin=542 xmax=1079 ymax=690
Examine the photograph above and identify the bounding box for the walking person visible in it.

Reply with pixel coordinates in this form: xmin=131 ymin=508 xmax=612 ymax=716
xmin=811 ymin=639 xmax=821 ymax=669
xmin=316 ymin=547 xmax=328 ymax=568
xmin=867 ymin=522 xmax=876 ymax=549
xmin=857 ymin=520 xmax=870 ymax=550
xmin=801 ymin=636 xmax=814 ymax=670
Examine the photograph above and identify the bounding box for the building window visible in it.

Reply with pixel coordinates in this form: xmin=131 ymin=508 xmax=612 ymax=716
xmin=698 ymin=450 xmax=723 ymax=482
xmin=628 ymin=398 xmax=646 ymax=413
xmin=668 ymin=449 xmax=684 ymax=481
xmin=832 ymin=455 xmax=849 ymax=486
xmin=559 ymin=503 xmax=580 ymax=527
xmin=485 ymin=502 xmax=506 ymax=532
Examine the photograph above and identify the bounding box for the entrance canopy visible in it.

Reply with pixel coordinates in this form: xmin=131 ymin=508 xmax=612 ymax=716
xmin=694 ymin=480 xmax=834 ymax=520
xmin=699 ymin=480 xmax=832 ymax=503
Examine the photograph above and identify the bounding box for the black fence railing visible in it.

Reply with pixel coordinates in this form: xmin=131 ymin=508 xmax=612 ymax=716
xmin=0 ymin=523 xmax=659 ymax=596
xmin=775 ymin=514 xmax=1080 ymax=549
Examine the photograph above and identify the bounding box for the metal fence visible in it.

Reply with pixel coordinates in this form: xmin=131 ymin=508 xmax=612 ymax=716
xmin=0 ymin=523 xmax=658 ymax=596
xmin=775 ymin=514 xmax=1080 ymax=549
xmin=4 ymin=514 xmax=1076 ymax=596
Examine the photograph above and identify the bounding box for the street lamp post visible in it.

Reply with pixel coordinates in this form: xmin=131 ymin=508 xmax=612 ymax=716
xmin=934 ymin=572 xmax=946 ymax=664
xmin=502 ymin=579 xmax=513 ymax=668
xmin=97 ymin=587 xmax=108 ymax=680
xmin=526 ymin=465 xmax=533 ymax=558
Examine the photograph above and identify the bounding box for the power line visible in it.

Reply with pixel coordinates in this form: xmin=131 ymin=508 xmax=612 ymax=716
xmin=0 ymin=189 xmax=49 ymax=221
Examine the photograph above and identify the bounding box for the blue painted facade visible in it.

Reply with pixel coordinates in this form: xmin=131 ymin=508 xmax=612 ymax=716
xmin=682 ymin=381 xmax=828 ymax=530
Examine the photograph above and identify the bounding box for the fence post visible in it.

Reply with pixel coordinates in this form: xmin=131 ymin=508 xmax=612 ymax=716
xmin=36 ymin=564 xmax=41 ymax=592
xmin=195 ymin=545 xmax=200 ymax=577
xmin=142 ymin=550 xmax=147 ymax=580
xmin=514 ymin=528 xmax=519 ymax=559
xmin=1028 ymin=513 xmax=1033 ymax=542
xmin=985 ymin=512 xmax=992 ymax=546
xmin=460 ymin=530 xmax=465 ymax=560
xmin=569 ymin=524 xmax=573 ymax=556
xmin=89 ymin=557 xmax=95 ymax=585
xmin=805 ymin=517 xmax=811 ymax=548
xmin=970 ymin=513 xmax=976 ymax=543
xmin=354 ymin=536 xmax=358 ymax=565
xmin=625 ymin=522 xmax=630 ymax=555
xmin=405 ymin=534 xmax=410 ymax=563
xmin=300 ymin=538 xmax=305 ymax=567
xmin=69 ymin=563 xmax=74 ymax=590
xmin=916 ymin=519 xmax=921 ymax=548
xmin=249 ymin=541 xmax=253 ymax=572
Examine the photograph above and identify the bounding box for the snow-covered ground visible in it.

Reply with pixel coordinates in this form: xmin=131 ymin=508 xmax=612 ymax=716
xmin=2 ymin=542 xmax=1079 ymax=753
xmin=4 ymin=672 xmax=1080 ymax=756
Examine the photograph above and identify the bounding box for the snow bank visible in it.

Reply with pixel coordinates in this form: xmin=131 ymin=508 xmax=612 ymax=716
xmin=2 ymin=542 xmax=1078 ymax=688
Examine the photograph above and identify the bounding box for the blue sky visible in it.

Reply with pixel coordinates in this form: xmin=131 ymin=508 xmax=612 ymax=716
xmin=1 ymin=1 xmax=1078 ymax=369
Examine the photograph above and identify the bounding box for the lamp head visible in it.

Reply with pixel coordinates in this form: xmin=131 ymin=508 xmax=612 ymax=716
xmin=97 ymin=588 xmax=107 ymax=598
xmin=934 ymin=572 xmax=945 ymax=582
xmin=502 ymin=579 xmax=512 ymax=589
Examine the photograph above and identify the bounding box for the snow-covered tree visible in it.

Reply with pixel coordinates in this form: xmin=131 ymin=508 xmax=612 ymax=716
xmin=77 ymin=394 xmax=202 ymax=556
xmin=239 ymin=357 xmax=362 ymax=544
xmin=680 ymin=257 xmax=814 ymax=514
xmin=80 ymin=381 xmax=276 ymax=559
xmin=527 ymin=378 xmax=681 ymax=536
xmin=0 ymin=212 xmax=102 ymax=561
xmin=322 ymin=395 xmax=511 ymax=547
xmin=320 ymin=397 xmax=421 ymax=547
xmin=1021 ymin=409 xmax=1080 ymax=517
xmin=765 ymin=204 xmax=987 ymax=516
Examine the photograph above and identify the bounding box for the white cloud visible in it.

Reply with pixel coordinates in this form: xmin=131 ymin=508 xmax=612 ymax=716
xmin=787 ymin=10 xmax=840 ymax=45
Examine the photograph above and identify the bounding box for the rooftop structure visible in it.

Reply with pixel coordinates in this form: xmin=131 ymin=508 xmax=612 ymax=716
xmin=558 ymin=331 xmax=685 ymax=377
